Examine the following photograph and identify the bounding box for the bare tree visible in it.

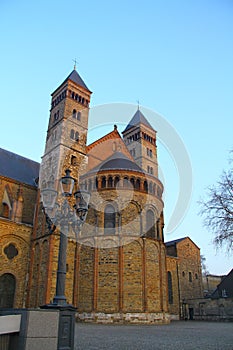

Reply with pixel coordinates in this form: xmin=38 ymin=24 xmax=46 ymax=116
xmin=199 ymin=156 xmax=233 ymax=252
xmin=201 ymin=255 xmax=209 ymax=276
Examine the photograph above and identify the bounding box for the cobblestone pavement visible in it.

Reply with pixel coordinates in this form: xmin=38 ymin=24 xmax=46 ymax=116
xmin=75 ymin=321 xmax=233 ymax=350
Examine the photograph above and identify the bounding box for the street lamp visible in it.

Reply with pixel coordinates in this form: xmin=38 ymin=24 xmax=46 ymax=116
xmin=41 ymin=169 xmax=90 ymax=307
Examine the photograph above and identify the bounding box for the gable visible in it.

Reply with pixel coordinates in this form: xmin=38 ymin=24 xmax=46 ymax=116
xmin=86 ymin=127 xmax=134 ymax=172
xmin=176 ymin=237 xmax=200 ymax=251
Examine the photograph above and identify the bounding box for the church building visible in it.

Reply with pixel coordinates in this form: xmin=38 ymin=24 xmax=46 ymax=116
xmin=0 ymin=68 xmax=203 ymax=323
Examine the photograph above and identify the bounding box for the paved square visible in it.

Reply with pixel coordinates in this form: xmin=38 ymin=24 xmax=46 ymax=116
xmin=75 ymin=321 xmax=233 ymax=350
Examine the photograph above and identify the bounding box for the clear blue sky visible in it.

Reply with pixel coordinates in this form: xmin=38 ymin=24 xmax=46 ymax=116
xmin=0 ymin=0 xmax=232 ymax=274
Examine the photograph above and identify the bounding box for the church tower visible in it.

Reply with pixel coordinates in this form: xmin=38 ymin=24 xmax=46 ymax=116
xmin=40 ymin=67 xmax=92 ymax=189
xmin=122 ymin=109 xmax=158 ymax=177
xmin=28 ymin=68 xmax=92 ymax=307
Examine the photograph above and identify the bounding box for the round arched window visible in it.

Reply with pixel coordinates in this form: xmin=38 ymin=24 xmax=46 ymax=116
xmin=104 ymin=204 xmax=116 ymax=235
xmin=146 ymin=209 xmax=155 ymax=238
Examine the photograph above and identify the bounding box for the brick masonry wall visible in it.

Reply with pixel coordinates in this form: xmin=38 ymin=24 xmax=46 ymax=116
xmin=146 ymin=240 xmax=161 ymax=311
xmin=97 ymin=246 xmax=119 ymax=312
xmin=0 ymin=219 xmax=32 ymax=307
xmin=176 ymin=238 xmax=203 ymax=300
xmin=75 ymin=238 xmax=169 ymax=322
xmin=123 ymin=240 xmax=143 ymax=312
xmin=78 ymin=245 xmax=94 ymax=312
xmin=166 ymin=256 xmax=180 ymax=316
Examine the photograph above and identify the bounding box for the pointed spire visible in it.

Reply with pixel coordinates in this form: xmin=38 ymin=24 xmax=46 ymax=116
xmin=52 ymin=68 xmax=91 ymax=94
xmin=122 ymin=109 xmax=154 ymax=133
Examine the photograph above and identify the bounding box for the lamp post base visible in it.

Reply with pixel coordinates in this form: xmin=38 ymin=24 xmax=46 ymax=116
xmin=41 ymin=304 xmax=76 ymax=349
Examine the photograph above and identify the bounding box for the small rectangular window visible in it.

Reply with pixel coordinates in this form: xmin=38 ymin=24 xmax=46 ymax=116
xmin=189 ymin=272 xmax=192 ymax=282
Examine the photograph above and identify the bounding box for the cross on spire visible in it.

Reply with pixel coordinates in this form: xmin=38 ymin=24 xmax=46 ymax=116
xmin=73 ymin=58 xmax=78 ymax=70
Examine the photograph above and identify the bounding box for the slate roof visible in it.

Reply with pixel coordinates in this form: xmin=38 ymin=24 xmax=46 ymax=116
xmin=211 ymin=268 xmax=233 ymax=298
xmin=52 ymin=69 xmax=91 ymax=95
xmin=0 ymin=148 xmax=40 ymax=187
xmin=66 ymin=69 xmax=90 ymax=91
xmin=165 ymin=237 xmax=187 ymax=247
xmin=165 ymin=237 xmax=200 ymax=250
xmin=88 ymin=151 xmax=143 ymax=174
xmin=122 ymin=109 xmax=154 ymax=133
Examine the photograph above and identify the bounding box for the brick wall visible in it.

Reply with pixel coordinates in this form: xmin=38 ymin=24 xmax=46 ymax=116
xmin=0 ymin=219 xmax=32 ymax=307
xmin=176 ymin=238 xmax=203 ymax=300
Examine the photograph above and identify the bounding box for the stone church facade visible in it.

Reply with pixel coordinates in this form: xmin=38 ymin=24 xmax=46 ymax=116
xmin=0 ymin=68 xmax=203 ymax=323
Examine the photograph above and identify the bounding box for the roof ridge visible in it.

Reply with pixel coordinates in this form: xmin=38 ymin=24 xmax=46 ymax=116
xmin=87 ymin=128 xmax=121 ymax=151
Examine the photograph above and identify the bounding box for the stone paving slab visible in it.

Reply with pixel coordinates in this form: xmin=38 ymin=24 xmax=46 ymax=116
xmin=75 ymin=321 xmax=233 ymax=350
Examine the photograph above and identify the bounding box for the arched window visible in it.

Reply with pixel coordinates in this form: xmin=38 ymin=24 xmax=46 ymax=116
xmin=104 ymin=204 xmax=115 ymax=235
xmin=2 ymin=203 xmax=10 ymax=218
xmin=123 ymin=177 xmax=129 ymax=187
xmin=77 ymin=111 xmax=81 ymax=121
xmin=70 ymin=129 xmax=75 ymax=139
xmin=114 ymin=176 xmax=120 ymax=188
xmin=72 ymin=109 xmax=77 ymax=119
xmin=0 ymin=273 xmax=16 ymax=308
xmin=146 ymin=209 xmax=155 ymax=238
xmin=71 ymin=92 xmax=75 ymax=99
xmin=108 ymin=176 xmax=113 ymax=188
xmin=168 ymin=271 xmax=173 ymax=304
xmin=144 ymin=181 xmax=148 ymax=192
xmin=71 ymin=155 xmax=77 ymax=165
xmin=135 ymin=179 xmax=140 ymax=190
xmin=189 ymin=272 xmax=192 ymax=282
xmin=130 ymin=178 xmax=135 ymax=189
xmin=101 ymin=177 xmax=106 ymax=188
xmin=75 ymin=131 xmax=79 ymax=141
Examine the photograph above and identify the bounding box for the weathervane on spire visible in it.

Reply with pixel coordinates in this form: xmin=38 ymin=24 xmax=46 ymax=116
xmin=73 ymin=58 xmax=77 ymax=70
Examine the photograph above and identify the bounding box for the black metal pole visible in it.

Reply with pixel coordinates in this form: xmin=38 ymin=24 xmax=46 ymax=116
xmin=53 ymin=224 xmax=68 ymax=306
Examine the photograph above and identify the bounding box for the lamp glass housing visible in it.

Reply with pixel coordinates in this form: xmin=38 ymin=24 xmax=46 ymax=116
xmin=74 ymin=189 xmax=90 ymax=210
xmin=41 ymin=188 xmax=57 ymax=209
xmin=60 ymin=169 xmax=75 ymax=196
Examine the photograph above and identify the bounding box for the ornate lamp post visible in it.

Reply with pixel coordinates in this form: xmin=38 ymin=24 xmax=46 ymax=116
xmin=41 ymin=169 xmax=90 ymax=349
xmin=41 ymin=169 xmax=90 ymax=306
